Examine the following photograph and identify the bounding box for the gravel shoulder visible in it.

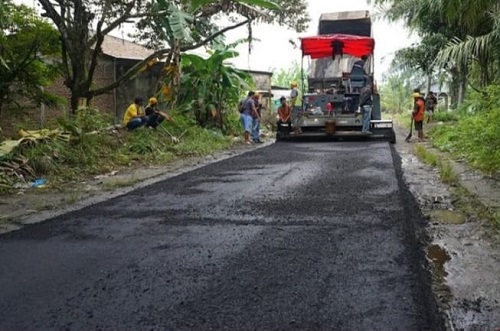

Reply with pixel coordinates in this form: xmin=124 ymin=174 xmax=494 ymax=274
xmin=393 ymin=124 xmax=500 ymax=331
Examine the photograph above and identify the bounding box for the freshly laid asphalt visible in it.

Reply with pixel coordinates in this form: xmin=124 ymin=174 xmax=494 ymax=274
xmin=0 ymin=140 xmax=444 ymax=331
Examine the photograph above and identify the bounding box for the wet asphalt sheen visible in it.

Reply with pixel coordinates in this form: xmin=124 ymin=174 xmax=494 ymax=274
xmin=0 ymin=141 xmax=444 ymax=331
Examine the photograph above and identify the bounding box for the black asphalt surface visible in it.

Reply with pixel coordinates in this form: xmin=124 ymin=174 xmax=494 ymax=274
xmin=0 ymin=141 xmax=444 ymax=331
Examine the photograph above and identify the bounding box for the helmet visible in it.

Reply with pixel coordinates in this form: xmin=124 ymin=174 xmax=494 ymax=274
xmin=290 ymin=81 xmax=298 ymax=87
xmin=412 ymin=92 xmax=421 ymax=98
xmin=149 ymin=97 xmax=158 ymax=105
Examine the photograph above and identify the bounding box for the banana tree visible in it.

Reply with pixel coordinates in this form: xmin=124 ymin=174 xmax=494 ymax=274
xmin=174 ymin=46 xmax=252 ymax=128
xmin=151 ymin=0 xmax=279 ymax=107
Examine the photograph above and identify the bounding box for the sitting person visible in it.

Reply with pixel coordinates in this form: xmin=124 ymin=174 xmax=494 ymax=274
xmin=144 ymin=97 xmax=172 ymax=129
xmin=277 ymin=96 xmax=292 ymax=134
xmin=123 ymin=97 xmax=147 ymax=131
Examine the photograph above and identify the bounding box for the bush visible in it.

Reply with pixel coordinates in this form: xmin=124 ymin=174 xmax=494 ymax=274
xmin=430 ymin=85 xmax=500 ymax=174
xmin=0 ymin=110 xmax=235 ymax=193
xmin=432 ymin=111 xmax=459 ymax=122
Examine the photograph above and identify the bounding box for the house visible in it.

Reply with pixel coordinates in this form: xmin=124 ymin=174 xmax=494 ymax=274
xmin=1 ymin=35 xmax=273 ymax=135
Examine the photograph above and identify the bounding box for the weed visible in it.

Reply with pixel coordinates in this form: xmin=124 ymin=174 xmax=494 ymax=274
xmin=438 ymin=161 xmax=458 ymax=185
xmin=432 ymin=111 xmax=459 ymax=122
xmin=451 ymin=186 xmax=500 ymax=229
xmin=414 ymin=145 xmax=458 ymax=186
xmin=0 ymin=111 xmax=237 ymax=195
xmin=430 ymin=85 xmax=500 ymax=174
xmin=414 ymin=144 xmax=439 ymax=167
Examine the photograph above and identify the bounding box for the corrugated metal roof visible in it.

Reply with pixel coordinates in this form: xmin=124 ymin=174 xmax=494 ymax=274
xmin=100 ymin=35 xmax=154 ymax=60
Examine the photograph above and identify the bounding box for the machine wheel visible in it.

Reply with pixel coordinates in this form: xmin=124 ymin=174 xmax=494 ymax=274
xmin=276 ymin=131 xmax=285 ymax=142
xmin=388 ymin=130 xmax=396 ymax=144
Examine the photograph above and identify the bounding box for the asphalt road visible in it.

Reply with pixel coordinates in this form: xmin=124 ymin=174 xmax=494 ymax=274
xmin=0 ymin=141 xmax=444 ymax=331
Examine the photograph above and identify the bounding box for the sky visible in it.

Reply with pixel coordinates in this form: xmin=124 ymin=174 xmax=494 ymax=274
xmin=17 ymin=0 xmax=418 ymax=82
xmin=221 ymin=0 xmax=419 ymax=82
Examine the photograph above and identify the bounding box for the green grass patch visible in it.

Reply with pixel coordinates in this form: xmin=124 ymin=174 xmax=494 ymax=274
xmin=414 ymin=144 xmax=439 ymax=167
xmin=451 ymin=186 xmax=500 ymax=229
xmin=0 ymin=109 xmax=236 ymax=194
xmin=429 ymin=85 xmax=500 ymax=175
xmin=390 ymin=112 xmax=412 ymax=129
xmin=432 ymin=111 xmax=459 ymax=122
xmin=414 ymin=144 xmax=458 ymax=185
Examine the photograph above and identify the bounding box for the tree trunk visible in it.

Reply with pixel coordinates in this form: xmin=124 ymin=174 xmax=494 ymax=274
xmin=458 ymin=71 xmax=467 ymax=105
xmin=426 ymin=74 xmax=432 ymax=95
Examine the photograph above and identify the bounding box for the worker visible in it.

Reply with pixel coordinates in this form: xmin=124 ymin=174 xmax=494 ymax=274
xmin=252 ymin=93 xmax=263 ymax=143
xmin=425 ymin=91 xmax=438 ymax=124
xmin=359 ymin=79 xmax=373 ymax=134
xmin=144 ymin=97 xmax=172 ymax=129
xmin=241 ymin=91 xmax=259 ymax=145
xmin=277 ymin=96 xmax=292 ymax=135
xmin=351 ymin=55 xmax=368 ymax=76
xmin=289 ymin=81 xmax=302 ymax=134
xmin=123 ymin=97 xmax=147 ymax=131
xmin=412 ymin=91 xmax=426 ymax=142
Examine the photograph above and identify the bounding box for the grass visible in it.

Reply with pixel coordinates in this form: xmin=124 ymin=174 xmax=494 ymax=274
xmin=414 ymin=144 xmax=440 ymax=167
xmin=0 ymin=109 xmax=238 ymax=194
xmin=386 ymin=112 xmax=412 ymax=129
xmin=432 ymin=111 xmax=459 ymax=122
xmin=415 ymin=144 xmax=498 ymax=228
xmin=429 ymin=85 xmax=500 ymax=175
xmin=414 ymin=144 xmax=458 ymax=185
xmin=451 ymin=186 xmax=500 ymax=229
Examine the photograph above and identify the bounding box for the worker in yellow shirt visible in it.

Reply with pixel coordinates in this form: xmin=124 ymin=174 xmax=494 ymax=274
xmin=123 ymin=97 xmax=147 ymax=130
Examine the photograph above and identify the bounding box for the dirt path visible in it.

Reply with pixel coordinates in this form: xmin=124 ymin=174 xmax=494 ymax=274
xmin=393 ymin=124 xmax=500 ymax=331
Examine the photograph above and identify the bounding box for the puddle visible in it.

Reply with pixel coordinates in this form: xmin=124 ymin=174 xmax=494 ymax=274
xmin=427 ymin=244 xmax=451 ymax=277
xmin=429 ymin=209 xmax=467 ymax=224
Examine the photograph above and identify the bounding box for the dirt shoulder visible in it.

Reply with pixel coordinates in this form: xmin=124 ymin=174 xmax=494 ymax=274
xmin=393 ymin=124 xmax=500 ymax=331
xmin=0 ymin=140 xmax=273 ymax=234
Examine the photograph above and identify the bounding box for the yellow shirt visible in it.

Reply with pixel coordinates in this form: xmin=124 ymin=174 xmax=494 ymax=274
xmin=123 ymin=103 xmax=142 ymax=125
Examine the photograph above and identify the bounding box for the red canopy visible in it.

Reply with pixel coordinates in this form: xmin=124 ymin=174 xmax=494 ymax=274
xmin=300 ymin=34 xmax=375 ymax=59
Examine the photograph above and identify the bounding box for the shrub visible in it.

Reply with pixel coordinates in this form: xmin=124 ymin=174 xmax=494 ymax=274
xmin=430 ymin=85 xmax=500 ymax=174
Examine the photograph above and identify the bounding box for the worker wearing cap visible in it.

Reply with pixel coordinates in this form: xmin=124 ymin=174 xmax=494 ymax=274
xmin=412 ymin=91 xmax=426 ymax=142
xmin=144 ymin=97 xmax=172 ymax=129
xmin=289 ymin=81 xmax=302 ymax=133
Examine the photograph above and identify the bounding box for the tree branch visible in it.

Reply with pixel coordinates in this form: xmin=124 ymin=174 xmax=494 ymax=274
xmin=90 ymin=19 xmax=251 ymax=97
xmin=88 ymin=1 xmax=136 ymax=45
xmin=180 ymin=18 xmax=251 ymax=51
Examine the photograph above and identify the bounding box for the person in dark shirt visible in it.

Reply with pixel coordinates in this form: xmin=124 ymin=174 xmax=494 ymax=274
xmin=252 ymin=93 xmax=264 ymax=143
xmin=241 ymin=91 xmax=259 ymax=145
xmin=359 ymin=79 xmax=373 ymax=134
xmin=144 ymin=97 xmax=172 ymax=129
xmin=425 ymin=91 xmax=438 ymax=124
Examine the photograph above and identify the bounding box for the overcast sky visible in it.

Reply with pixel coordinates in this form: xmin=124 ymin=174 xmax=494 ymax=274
xmin=17 ymin=0 xmax=417 ymax=82
xmin=222 ymin=0 xmax=418 ymax=82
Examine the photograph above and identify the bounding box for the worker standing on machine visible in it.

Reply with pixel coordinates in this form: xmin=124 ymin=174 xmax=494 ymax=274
xmin=289 ymin=81 xmax=302 ymax=134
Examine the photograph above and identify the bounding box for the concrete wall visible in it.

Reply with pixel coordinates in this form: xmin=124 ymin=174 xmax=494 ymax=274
xmin=245 ymin=71 xmax=272 ymax=91
xmin=114 ymin=59 xmax=164 ymax=124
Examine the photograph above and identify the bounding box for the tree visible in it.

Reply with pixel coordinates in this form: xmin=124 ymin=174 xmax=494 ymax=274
xmin=372 ymin=0 xmax=500 ymax=103
xmin=0 ymin=3 xmax=61 ymax=115
xmin=391 ymin=34 xmax=448 ymax=93
xmin=174 ymin=44 xmax=252 ymax=128
xmin=270 ymin=61 xmax=304 ymax=88
xmin=36 ymin=0 xmax=309 ymax=113
xmin=379 ymin=72 xmax=414 ymax=114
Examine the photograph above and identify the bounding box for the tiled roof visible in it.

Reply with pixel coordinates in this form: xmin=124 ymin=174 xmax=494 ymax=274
xmin=100 ymin=35 xmax=154 ymax=60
